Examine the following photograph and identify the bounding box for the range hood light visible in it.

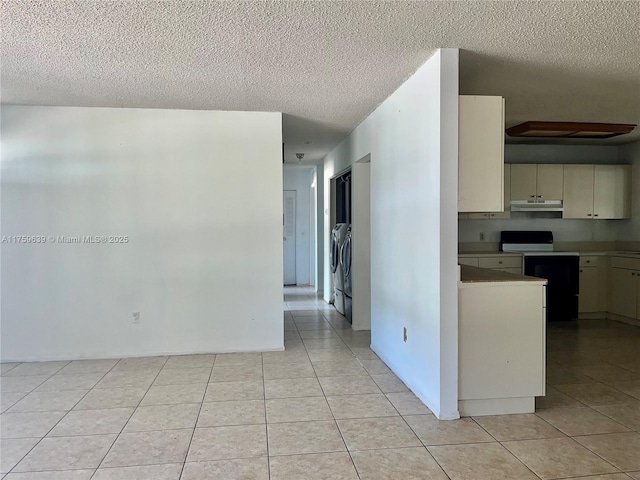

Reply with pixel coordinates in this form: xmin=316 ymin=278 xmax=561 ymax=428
xmin=506 ymin=121 xmax=636 ymax=139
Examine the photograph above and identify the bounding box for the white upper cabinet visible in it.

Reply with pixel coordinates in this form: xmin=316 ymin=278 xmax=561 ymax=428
xmin=593 ymin=165 xmax=632 ymax=219
xmin=563 ymin=164 xmax=631 ymax=219
xmin=563 ymin=165 xmax=594 ymax=218
xmin=537 ymin=164 xmax=564 ymax=200
xmin=458 ymin=96 xmax=505 ymax=213
xmin=467 ymin=164 xmax=511 ymax=219
xmin=510 ymin=164 xmax=537 ymax=201
xmin=510 ymin=164 xmax=563 ymax=201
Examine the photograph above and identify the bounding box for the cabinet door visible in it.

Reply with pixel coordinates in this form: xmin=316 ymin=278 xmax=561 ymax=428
xmin=563 ymin=165 xmax=594 ymax=219
xmin=579 ymin=266 xmax=599 ymax=313
xmin=537 ymin=164 xmax=564 ymax=200
xmin=609 ymin=268 xmax=637 ymax=318
xmin=490 ymin=163 xmax=511 ymax=219
xmin=510 ymin=164 xmax=537 ymax=201
xmin=458 ymin=96 xmax=504 ymax=213
xmin=593 ymin=165 xmax=632 ymax=219
xmin=495 ymin=267 xmax=523 ymax=275
xmin=458 ymin=257 xmax=479 ymax=267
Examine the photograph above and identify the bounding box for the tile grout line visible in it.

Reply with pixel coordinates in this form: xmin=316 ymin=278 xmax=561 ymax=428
xmin=5 ymin=359 xmax=115 ymax=476
xmin=90 ymin=355 xmax=170 ymax=479
xmin=467 ymin=416 xmax=545 ymax=479
xmin=261 ymin=349 xmax=272 ymax=479
xmin=177 ymin=356 xmax=217 ymax=479
xmin=393 ymin=403 xmax=454 ymax=479
xmin=319 ymin=295 xmax=366 ymax=480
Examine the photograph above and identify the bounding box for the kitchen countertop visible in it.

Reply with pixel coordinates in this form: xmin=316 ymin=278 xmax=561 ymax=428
xmin=587 ymin=251 xmax=640 ymax=259
xmin=459 ymin=250 xmax=640 ymax=259
xmin=458 ymin=251 xmax=522 ymax=257
xmin=460 ymin=265 xmax=547 ymax=284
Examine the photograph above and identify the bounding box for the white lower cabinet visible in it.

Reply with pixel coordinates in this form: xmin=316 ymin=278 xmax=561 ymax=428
xmin=609 ymin=267 xmax=639 ymax=320
xmin=579 ymin=266 xmax=599 ymax=313
xmin=578 ymin=255 xmax=608 ymax=315
xmin=458 ymin=255 xmax=522 ymax=275
xmin=458 ymin=257 xmax=479 ymax=267
xmin=459 ymin=253 xmax=640 ymax=323
xmin=478 ymin=256 xmax=521 ymax=270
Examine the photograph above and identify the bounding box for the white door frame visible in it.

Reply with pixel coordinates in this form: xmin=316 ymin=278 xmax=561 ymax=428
xmin=309 ymin=173 xmax=317 ymax=287
xmin=283 ymin=190 xmax=296 ymax=285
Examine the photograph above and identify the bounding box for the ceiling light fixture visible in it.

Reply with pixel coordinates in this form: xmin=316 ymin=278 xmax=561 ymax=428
xmin=506 ymin=121 xmax=636 ymax=139
xmin=296 ymin=153 xmax=304 ymax=162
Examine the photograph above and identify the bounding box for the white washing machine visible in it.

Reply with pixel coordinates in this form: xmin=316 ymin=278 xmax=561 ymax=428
xmin=330 ymin=223 xmax=349 ymax=314
xmin=340 ymin=224 xmax=352 ymax=323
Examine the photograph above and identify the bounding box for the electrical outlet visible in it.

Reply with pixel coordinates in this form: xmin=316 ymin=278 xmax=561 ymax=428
xmin=132 ymin=311 xmax=140 ymax=324
xmin=403 ymin=327 xmax=407 ymax=342
xmin=480 ymin=232 xmax=485 ymax=241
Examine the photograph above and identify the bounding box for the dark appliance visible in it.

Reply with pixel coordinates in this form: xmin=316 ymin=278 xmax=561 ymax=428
xmin=500 ymin=231 xmax=579 ymax=322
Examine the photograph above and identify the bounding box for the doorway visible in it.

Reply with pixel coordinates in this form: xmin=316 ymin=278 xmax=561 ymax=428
xmin=283 ymin=190 xmax=296 ymax=285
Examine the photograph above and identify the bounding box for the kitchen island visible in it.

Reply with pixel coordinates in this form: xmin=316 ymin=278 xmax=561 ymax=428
xmin=458 ymin=265 xmax=547 ymax=416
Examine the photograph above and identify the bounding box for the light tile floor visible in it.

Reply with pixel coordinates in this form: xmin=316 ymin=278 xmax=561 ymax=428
xmin=1 ymin=285 xmax=639 ymax=479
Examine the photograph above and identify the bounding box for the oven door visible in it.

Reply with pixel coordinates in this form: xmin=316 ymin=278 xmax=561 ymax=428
xmin=524 ymin=255 xmax=579 ymax=322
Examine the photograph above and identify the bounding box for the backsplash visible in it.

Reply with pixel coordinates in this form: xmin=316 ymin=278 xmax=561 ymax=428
xmin=458 ymin=240 xmax=636 ymax=254
xmin=458 ymin=217 xmax=621 ymax=243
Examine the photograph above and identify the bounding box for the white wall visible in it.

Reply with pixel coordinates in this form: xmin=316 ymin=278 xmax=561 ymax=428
xmin=323 ymin=49 xmax=460 ymax=419
xmin=283 ymin=166 xmax=314 ymax=285
xmin=352 ymin=159 xmax=371 ymax=331
xmin=459 ymin=144 xmax=626 ymax=243
xmin=1 ymin=106 xmax=284 ymax=362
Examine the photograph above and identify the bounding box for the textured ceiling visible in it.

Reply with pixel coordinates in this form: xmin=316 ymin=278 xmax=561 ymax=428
xmin=2 ymin=1 xmax=639 ymax=163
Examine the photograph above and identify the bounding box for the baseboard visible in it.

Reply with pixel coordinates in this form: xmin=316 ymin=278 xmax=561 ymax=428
xmin=578 ymin=312 xmax=640 ymax=327
xmin=459 ymin=397 xmax=534 ymax=417
xmin=0 ymin=345 xmax=286 ymax=363
xmin=578 ymin=313 xmax=608 ymax=320
xmin=606 ymin=313 xmax=640 ymax=327
xmin=370 ymin=343 xmax=460 ymax=421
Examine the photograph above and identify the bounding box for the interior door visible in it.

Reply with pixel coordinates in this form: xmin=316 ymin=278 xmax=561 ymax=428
xmin=283 ymin=190 xmax=296 ymax=285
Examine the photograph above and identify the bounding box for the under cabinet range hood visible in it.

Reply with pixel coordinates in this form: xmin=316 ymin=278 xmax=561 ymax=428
xmin=510 ymin=199 xmax=563 ymax=212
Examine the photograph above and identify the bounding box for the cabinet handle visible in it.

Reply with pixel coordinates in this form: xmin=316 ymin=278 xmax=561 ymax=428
xmin=530 ymin=195 xmax=536 ymax=198
xmin=587 ymin=213 xmax=592 ymax=216
xmin=586 ymin=260 xmax=591 ymax=263
xmin=538 ymin=195 xmax=543 ymax=198
xmin=498 ymin=261 xmax=503 ymax=264
xmin=594 ymin=214 xmax=599 ymax=217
